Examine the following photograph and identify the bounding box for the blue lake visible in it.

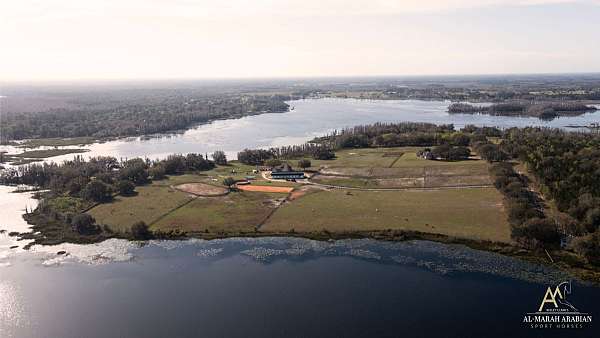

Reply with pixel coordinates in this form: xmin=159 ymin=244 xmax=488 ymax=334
xmin=1 ymin=98 xmax=600 ymax=337
xmin=1 ymin=238 xmax=598 ymax=338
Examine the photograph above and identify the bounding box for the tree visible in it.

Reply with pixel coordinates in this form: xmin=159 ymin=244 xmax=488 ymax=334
xmin=573 ymin=231 xmax=600 ymax=266
xmin=117 ymin=180 xmax=136 ymax=196
xmin=120 ymin=158 xmax=149 ymax=184
xmin=585 ymin=208 xmax=600 ymax=232
xmin=222 ymin=177 xmax=236 ymax=190
xmin=477 ymin=143 xmax=508 ymax=162
xmin=312 ymin=147 xmax=335 ymax=160
xmin=82 ymin=180 xmax=112 ymax=202
xmin=298 ymin=159 xmax=311 ymax=169
xmin=71 ymin=213 xmax=98 ymax=234
xmin=185 ymin=153 xmax=214 ymax=171
xmin=131 ymin=221 xmax=152 ymax=240
xmin=449 ymin=146 xmax=471 ymax=160
xmin=149 ymin=164 xmax=166 ymax=180
xmin=212 ymin=150 xmax=227 ymax=165
xmin=163 ymin=154 xmax=186 ymax=174
xmin=512 ymin=218 xmax=560 ymax=247
xmin=264 ymin=158 xmax=282 ymax=167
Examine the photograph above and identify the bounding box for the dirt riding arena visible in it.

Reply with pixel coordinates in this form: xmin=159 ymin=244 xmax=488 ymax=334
xmin=174 ymin=183 xmax=229 ymax=196
xmin=236 ymin=185 xmax=294 ymax=193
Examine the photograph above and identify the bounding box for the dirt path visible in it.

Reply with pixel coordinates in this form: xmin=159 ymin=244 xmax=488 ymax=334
xmin=305 ymin=177 xmax=493 ymax=192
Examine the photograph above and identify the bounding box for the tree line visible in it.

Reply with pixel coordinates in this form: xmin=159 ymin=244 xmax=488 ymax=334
xmin=1 ymin=151 xmax=227 ymax=240
xmin=0 ymin=95 xmax=289 ymax=143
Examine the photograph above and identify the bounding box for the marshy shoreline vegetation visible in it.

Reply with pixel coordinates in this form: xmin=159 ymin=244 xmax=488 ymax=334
xmin=2 ymin=121 xmax=600 ymax=283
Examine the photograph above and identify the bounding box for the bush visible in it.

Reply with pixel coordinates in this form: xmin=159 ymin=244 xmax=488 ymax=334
xmin=71 ymin=213 xmax=98 ymax=234
xmin=82 ymin=180 xmax=112 ymax=202
xmin=298 ymin=159 xmax=311 ymax=169
xmin=222 ymin=177 xmax=236 ymax=189
xmin=117 ymin=180 xmax=136 ymax=196
xmin=131 ymin=221 xmax=152 ymax=240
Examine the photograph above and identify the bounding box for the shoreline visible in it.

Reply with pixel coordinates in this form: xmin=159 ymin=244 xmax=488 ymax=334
xmin=9 ymin=223 xmax=600 ymax=285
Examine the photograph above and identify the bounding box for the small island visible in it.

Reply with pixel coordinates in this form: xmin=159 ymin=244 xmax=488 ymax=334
xmin=448 ymin=102 xmax=598 ymax=119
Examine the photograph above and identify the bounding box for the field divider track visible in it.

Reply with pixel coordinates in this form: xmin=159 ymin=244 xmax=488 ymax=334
xmin=387 ymin=154 xmax=404 ymax=168
xmin=148 ymin=196 xmax=198 ymax=227
xmin=256 ymin=188 xmax=296 ymax=230
xmin=305 ymin=179 xmax=493 ymax=192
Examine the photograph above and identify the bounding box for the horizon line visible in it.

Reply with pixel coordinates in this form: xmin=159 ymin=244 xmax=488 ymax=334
xmin=2 ymin=71 xmax=600 ymax=86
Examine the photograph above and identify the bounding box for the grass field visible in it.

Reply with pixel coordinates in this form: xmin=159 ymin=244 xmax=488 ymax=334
xmin=153 ymin=191 xmax=286 ymax=233
xmin=262 ymin=188 xmax=511 ymax=243
xmin=88 ymin=186 xmax=193 ymax=232
xmin=308 ymin=147 xmax=491 ymax=188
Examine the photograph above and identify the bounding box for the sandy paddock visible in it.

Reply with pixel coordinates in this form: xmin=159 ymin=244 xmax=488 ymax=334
xmin=175 ymin=183 xmax=228 ymax=196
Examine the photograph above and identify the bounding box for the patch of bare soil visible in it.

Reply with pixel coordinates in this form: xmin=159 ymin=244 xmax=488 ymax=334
xmin=174 ymin=183 xmax=228 ymax=196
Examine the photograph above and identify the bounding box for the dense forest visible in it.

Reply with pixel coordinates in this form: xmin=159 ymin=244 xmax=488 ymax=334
xmin=0 ymin=94 xmax=289 ymax=142
xmin=448 ymin=102 xmax=597 ymax=119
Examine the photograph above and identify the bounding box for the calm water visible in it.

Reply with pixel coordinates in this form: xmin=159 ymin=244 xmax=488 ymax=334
xmin=1 ymin=237 xmax=598 ymax=338
xmin=4 ymin=98 xmax=599 ymax=164
xmin=1 ymin=98 xmax=600 ymax=337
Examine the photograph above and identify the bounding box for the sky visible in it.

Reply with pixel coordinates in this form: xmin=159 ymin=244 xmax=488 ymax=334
xmin=1 ymin=0 xmax=599 ymax=81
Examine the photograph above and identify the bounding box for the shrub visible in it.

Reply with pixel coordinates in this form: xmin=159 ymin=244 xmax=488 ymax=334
xmin=71 ymin=213 xmax=98 ymax=234
xmin=131 ymin=221 xmax=152 ymax=240
xmin=117 ymin=180 xmax=136 ymax=196
xmin=222 ymin=177 xmax=236 ymax=189
xmin=82 ymin=180 xmax=112 ymax=202
xmin=298 ymin=159 xmax=311 ymax=169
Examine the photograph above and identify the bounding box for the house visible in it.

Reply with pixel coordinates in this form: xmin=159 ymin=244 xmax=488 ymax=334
xmin=271 ymin=163 xmax=305 ymax=180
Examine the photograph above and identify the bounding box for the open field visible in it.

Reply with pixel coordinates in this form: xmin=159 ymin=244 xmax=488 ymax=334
xmin=153 ymin=191 xmax=286 ymax=233
xmin=307 ymin=147 xmax=491 ymax=189
xmin=262 ymin=188 xmax=512 ymax=243
xmin=88 ymin=186 xmax=193 ymax=232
